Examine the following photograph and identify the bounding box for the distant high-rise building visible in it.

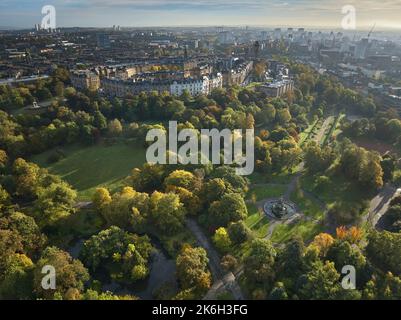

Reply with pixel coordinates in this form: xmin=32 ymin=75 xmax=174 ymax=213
xmin=340 ymin=36 xmax=351 ymax=53
xmin=218 ymin=31 xmax=234 ymax=44
xmin=97 ymin=34 xmax=111 ymax=48
xmin=355 ymin=38 xmax=369 ymax=59
xmin=274 ymin=28 xmax=281 ymax=40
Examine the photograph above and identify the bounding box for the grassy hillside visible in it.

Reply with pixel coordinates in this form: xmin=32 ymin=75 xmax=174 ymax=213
xmin=31 ymin=141 xmax=147 ymax=200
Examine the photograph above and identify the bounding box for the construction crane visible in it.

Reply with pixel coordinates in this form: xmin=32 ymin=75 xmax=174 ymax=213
xmin=367 ymin=23 xmax=376 ymax=40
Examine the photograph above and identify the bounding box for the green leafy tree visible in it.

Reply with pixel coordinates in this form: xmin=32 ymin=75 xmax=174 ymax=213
xmin=148 ymin=191 xmax=186 ymax=235
xmin=80 ymin=226 xmax=152 ymax=284
xmin=176 ymin=245 xmax=211 ymax=294
xmin=298 ymin=260 xmax=342 ymax=300
xmin=243 ymin=239 xmax=276 ymax=289
xmin=34 ymin=247 xmax=89 ymax=300
xmin=212 ymin=227 xmax=232 ymax=253
xmin=208 ymin=193 xmax=247 ymax=227
xmin=227 ymin=221 xmax=251 ymax=245
xmin=0 ymin=254 xmax=34 ymax=299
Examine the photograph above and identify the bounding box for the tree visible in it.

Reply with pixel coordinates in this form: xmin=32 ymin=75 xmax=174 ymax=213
xmin=362 ymin=272 xmax=401 ymax=300
xmin=269 ymin=282 xmax=288 ymax=300
xmin=358 ymin=152 xmax=384 ymax=190
xmin=200 ymin=178 xmax=228 ymax=204
xmin=381 ymin=155 xmax=396 ymax=182
xmin=93 ymin=111 xmax=107 ymax=132
xmin=176 ymin=245 xmax=211 ymax=293
xmin=34 ymin=247 xmax=89 ymax=299
xmin=101 ymin=187 xmax=149 ymax=230
xmin=277 ymin=108 xmax=292 ymax=124
xmin=12 ymin=158 xmax=41 ymax=200
xmin=82 ymin=289 xmax=138 ymax=300
xmin=164 ymin=170 xmax=201 ymax=193
xmin=304 ymin=142 xmax=335 ymax=174
xmin=0 ymin=186 xmax=10 ymax=209
xmin=0 ymin=229 xmax=23 ymax=274
xmin=165 ymin=185 xmax=201 ymax=216
xmin=148 ymin=191 xmax=186 ymax=235
xmin=275 ymin=236 xmax=305 ymax=282
xmin=80 ymin=227 xmax=152 ymax=284
xmin=220 ymin=254 xmax=238 ymax=272
xmin=0 ymin=211 xmax=46 ymax=255
xmin=256 ymin=103 xmax=276 ymax=125
xmin=339 ymin=142 xmax=384 ymax=190
xmin=208 ymin=193 xmax=248 ymax=227
xmin=92 ymin=188 xmax=112 ymax=211
xmin=131 ymin=163 xmax=165 ymax=192
xmin=212 ymin=227 xmax=232 ymax=253
xmin=209 ymin=166 xmax=248 ymax=195
xmin=335 ymin=226 xmax=363 ymax=244
xmin=310 ymin=233 xmax=334 ymax=256
xmin=0 ymin=149 xmax=7 ymax=169
xmin=298 ymin=260 xmax=342 ymax=300
xmin=34 ymin=181 xmax=77 ymax=227
xmin=0 ymin=254 xmax=34 ymax=299
xmin=386 ymin=119 xmax=401 ymax=142
xmin=165 ymin=100 xmax=185 ymax=118
xmin=243 ymin=239 xmax=276 ymax=289
xmin=326 ymin=240 xmax=366 ymax=280
xmin=366 ymin=230 xmax=401 ymax=276
xmin=108 ymin=119 xmax=123 ymax=136
xmin=328 ymin=200 xmax=368 ymax=225
xmin=227 ymin=221 xmax=251 ymax=245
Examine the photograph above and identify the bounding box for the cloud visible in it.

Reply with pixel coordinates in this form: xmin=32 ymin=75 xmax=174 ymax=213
xmin=1 ymin=0 xmax=401 ymax=29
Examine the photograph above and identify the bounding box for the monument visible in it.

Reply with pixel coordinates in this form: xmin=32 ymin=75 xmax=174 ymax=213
xmin=264 ymin=197 xmax=297 ymax=220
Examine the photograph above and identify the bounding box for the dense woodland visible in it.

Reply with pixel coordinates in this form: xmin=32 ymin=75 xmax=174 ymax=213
xmin=1 ymin=61 xmax=401 ymax=300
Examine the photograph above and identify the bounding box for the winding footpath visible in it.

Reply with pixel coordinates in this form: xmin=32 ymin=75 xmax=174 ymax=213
xmin=366 ymin=184 xmax=399 ymax=229
xmin=185 ymin=218 xmax=245 ymax=300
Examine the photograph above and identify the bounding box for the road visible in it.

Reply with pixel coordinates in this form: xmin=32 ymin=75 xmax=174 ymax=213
xmin=185 ymin=218 xmax=244 ymax=300
xmin=366 ymin=184 xmax=399 ymax=228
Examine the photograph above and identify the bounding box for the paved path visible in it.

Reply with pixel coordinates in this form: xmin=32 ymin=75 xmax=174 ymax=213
xmin=366 ymin=184 xmax=399 ymax=228
xmin=13 ymin=98 xmax=67 ymax=116
xmin=185 ymin=218 xmax=244 ymax=300
xmin=315 ymin=116 xmax=334 ymax=145
xmin=74 ymin=201 xmax=93 ymax=209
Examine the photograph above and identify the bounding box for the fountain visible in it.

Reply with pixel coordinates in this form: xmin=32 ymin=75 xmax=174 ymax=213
xmin=263 ymin=197 xmax=297 ymax=220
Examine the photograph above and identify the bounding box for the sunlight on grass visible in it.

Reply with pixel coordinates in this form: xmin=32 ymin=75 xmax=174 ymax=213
xmin=31 ymin=141 xmax=147 ymax=200
xmin=270 ymin=220 xmax=323 ymax=243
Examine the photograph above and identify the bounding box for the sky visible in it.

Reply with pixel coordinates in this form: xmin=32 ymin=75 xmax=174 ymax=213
xmin=0 ymin=0 xmax=401 ymax=30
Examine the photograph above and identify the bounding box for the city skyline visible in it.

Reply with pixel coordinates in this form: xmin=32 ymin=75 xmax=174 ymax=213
xmin=1 ymin=0 xmax=401 ymax=30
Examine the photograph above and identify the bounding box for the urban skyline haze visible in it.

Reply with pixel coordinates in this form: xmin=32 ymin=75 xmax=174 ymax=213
xmin=0 ymin=0 xmax=401 ymax=30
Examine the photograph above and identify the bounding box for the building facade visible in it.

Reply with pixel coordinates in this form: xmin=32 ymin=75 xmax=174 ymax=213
xmin=258 ymin=79 xmax=294 ymax=97
xmin=70 ymin=70 xmax=100 ymax=91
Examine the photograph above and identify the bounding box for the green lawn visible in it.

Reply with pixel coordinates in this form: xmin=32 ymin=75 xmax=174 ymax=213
xmin=322 ymin=114 xmax=344 ymax=146
xmin=245 ymin=203 xmax=270 ymax=239
xmin=300 ymin=173 xmax=369 ymax=207
xmin=31 ymin=141 xmax=147 ymax=200
xmin=290 ymin=188 xmax=324 ymax=219
xmin=270 ymin=220 xmax=323 ymax=243
xmin=246 ymin=184 xmax=287 ymax=202
xmin=299 ymin=119 xmax=318 ymax=146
